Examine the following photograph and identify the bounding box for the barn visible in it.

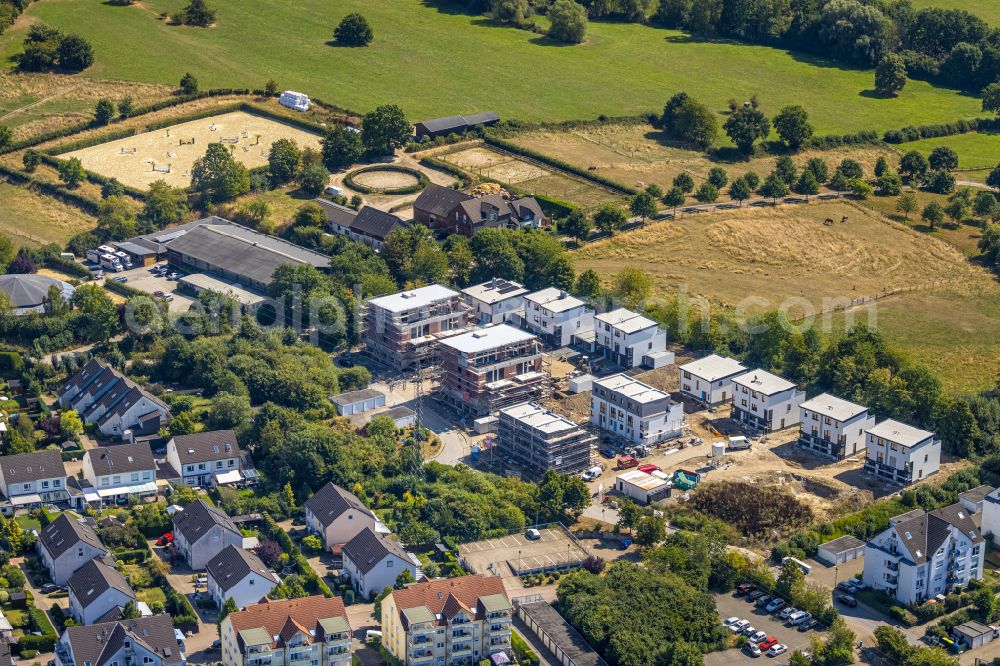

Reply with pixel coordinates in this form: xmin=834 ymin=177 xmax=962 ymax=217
xmin=414 ymin=112 xmax=500 ymax=139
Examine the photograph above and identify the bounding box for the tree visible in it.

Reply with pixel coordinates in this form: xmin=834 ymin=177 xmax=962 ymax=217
xmin=877 ymin=171 xmax=902 ymax=196
xmin=268 ymin=138 xmax=301 ymax=186
xmin=58 ymin=157 xmax=85 ymax=188
xmin=925 ymin=169 xmax=956 ymax=194
xmin=945 ymin=196 xmax=969 ymax=226
xmin=594 ymin=204 xmax=627 ymax=235
xmin=928 ymin=146 xmax=959 ymax=171
xmin=334 ymin=13 xmax=373 ymax=46
xmin=672 ymin=172 xmax=694 ymax=193
xmin=118 ymin=96 xmax=133 ymax=118
xmin=663 ymin=186 xmax=686 ymax=217
xmin=989 ymin=163 xmax=1000 ymax=192
xmin=874 ymin=155 xmax=889 ymax=178
xmin=190 ymin=143 xmax=250 ymax=203
xmin=742 ymin=170 xmax=761 ymax=190
xmin=101 ymin=179 xmax=124 ymax=199
xmin=695 ymin=182 xmax=718 ymax=203
xmin=143 ymin=180 xmax=187 ymax=228
xmin=661 ymin=94 xmax=719 ymax=149
xmin=728 ymin=177 xmax=752 ymax=205
xmin=209 ymin=392 xmax=252 ymax=430
xmin=321 ymin=125 xmax=363 ymax=170
xmin=985 ymin=82 xmax=1000 ymax=116
xmin=775 ymin=559 xmax=805 ymax=599
xmin=121 ymin=600 xmax=141 ymax=620
xmin=616 ymin=499 xmax=642 ymax=533
xmin=793 ymin=170 xmax=819 ymax=198
xmin=849 ymin=177 xmax=873 ymax=199
xmin=7 ymin=249 xmax=34 ymax=274
xmin=60 ymin=410 xmax=83 ymax=439
xmin=774 ymin=155 xmax=796 ymax=185
xmin=0 ymin=236 xmax=13 ymax=273
xmin=490 ymin=0 xmax=531 ymax=25
xmin=900 ymin=150 xmax=930 ymax=183
xmin=613 ymin=267 xmax=652 ymax=309
xmin=559 ymin=209 xmax=593 ymax=241
xmin=629 ymin=192 xmax=657 ymax=222
xmin=179 ymin=72 xmax=198 ymax=95
xmin=94 ymin=98 xmax=115 ymax=125
xmin=0 ymin=126 xmax=11 ymax=152
xmin=22 ymin=150 xmax=40 ymax=173
xmin=875 ymin=53 xmax=907 ymax=96
xmin=707 ymin=167 xmax=728 ymax=189
xmin=636 ymin=516 xmax=666 ymax=545
xmin=219 ymin=597 xmax=238 ymax=622
xmin=575 ymin=269 xmax=602 ymax=299
xmin=394 ymin=569 xmax=415 ymax=589
xmin=759 ymin=172 xmax=789 ymax=203
xmin=361 ymin=105 xmax=410 ymax=156
xmin=547 ymin=0 xmax=588 ymax=43
xmin=922 ymin=201 xmax=945 ymax=229
xmin=169 ymin=411 xmax=197 ymax=436
xmin=56 ymin=34 xmax=94 ymax=71
xmin=182 ymin=0 xmax=215 ymax=26
xmin=773 ymin=105 xmax=812 ymax=149
xmin=645 ymin=183 xmax=663 ymax=199
xmin=838 ymin=158 xmax=863 ymax=180
xmin=723 ymin=107 xmax=770 ymax=154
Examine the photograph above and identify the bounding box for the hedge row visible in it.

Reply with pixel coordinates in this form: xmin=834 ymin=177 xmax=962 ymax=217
xmin=803 ymin=129 xmax=880 ymax=150
xmin=42 ymin=127 xmax=138 ymax=156
xmin=0 ymin=163 xmax=103 ymax=215
xmin=44 ymin=256 xmax=91 ymax=278
xmin=343 ymin=165 xmax=428 ymax=195
xmin=533 ymin=193 xmax=577 ymax=217
xmin=883 ymin=117 xmax=1000 ymax=144
xmin=418 ymin=156 xmax=470 ymax=187
xmin=37 ymin=153 xmax=147 ymax=200
xmin=144 ymin=102 xmax=244 ymax=132
xmin=112 ymin=548 xmax=149 ymax=563
xmin=483 ymin=135 xmax=638 ymax=195
xmin=103 ymin=279 xmax=147 ymax=299
xmin=240 ymin=102 xmax=329 ymax=135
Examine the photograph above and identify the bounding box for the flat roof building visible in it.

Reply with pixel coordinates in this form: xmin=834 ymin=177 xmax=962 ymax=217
xmin=518 ymin=287 xmax=594 ymax=348
xmin=516 ymin=601 xmax=608 ymax=666
xmin=798 ymin=393 xmax=874 ymax=460
xmin=462 ymin=278 xmax=528 ymax=326
xmin=364 ymin=285 xmax=469 ymax=371
xmin=816 ymin=535 xmax=865 ymax=566
xmin=864 ymin=419 xmax=941 ymax=486
xmin=731 ymin=369 xmax=805 ymax=433
xmin=615 ymin=469 xmax=671 ymax=505
xmin=594 ymin=308 xmax=666 ymax=369
xmin=678 ymin=354 xmax=747 ymax=406
xmin=497 ymin=402 xmax=595 ymax=477
xmin=590 ymin=374 xmax=683 ymax=446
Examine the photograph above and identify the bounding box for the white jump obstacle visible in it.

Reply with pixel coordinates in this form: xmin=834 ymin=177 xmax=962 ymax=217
xmin=151 ymin=163 xmax=171 ymax=173
xmin=119 ymin=147 xmax=137 ymax=155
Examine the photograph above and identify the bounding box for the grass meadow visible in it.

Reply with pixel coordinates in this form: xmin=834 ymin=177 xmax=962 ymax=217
xmin=897 ymin=132 xmax=1000 ymax=184
xmin=0 ymin=0 xmax=985 ymax=133
xmin=910 ymin=0 xmax=1000 ymax=25
xmin=0 ymin=182 xmax=96 ymax=247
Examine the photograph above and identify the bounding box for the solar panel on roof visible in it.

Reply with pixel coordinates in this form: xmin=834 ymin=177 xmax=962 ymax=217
xmin=154 ymin=230 xmax=188 ymax=243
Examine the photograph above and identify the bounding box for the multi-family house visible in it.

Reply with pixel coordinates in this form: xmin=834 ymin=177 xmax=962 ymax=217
xmin=411 ymin=184 xmax=473 ymax=230
xmin=678 ymin=354 xmax=747 ymax=406
xmin=0 ymin=449 xmax=67 ymax=514
xmin=381 ymin=575 xmax=513 ymax=666
xmin=496 ymin=402 xmax=596 ymax=477
xmin=436 ymin=325 xmax=548 ymax=417
xmin=730 ymin=370 xmax=805 ymax=433
xmin=82 ymin=442 xmax=157 ymax=505
xmin=863 ymin=504 xmax=984 ymax=605
xmin=58 ymin=359 xmax=170 ymax=438
xmin=365 ymin=285 xmax=469 ymax=371
xmin=342 ymin=528 xmax=417 ymax=602
xmin=54 ymin=616 xmax=185 ymax=666
xmin=461 ymin=279 xmax=528 ymax=326
xmin=413 ymin=186 xmax=545 ymax=237
xmin=165 ymin=430 xmax=252 ymax=488
xmin=864 ymin=419 xmax=941 ymax=486
xmin=206 ymin=545 xmax=280 ymax=610
xmin=977 ymin=487 xmax=1000 ymax=540
xmin=590 ymin=374 xmax=683 ymax=446
xmin=172 ymin=499 xmax=244 ymax=570
xmin=304 ymin=482 xmax=386 ymax=551
xmin=797 ymin=393 xmax=876 ymax=460
xmin=38 ymin=514 xmax=111 ymax=586
xmin=219 ymin=595 xmax=352 ymax=666
xmin=67 ymin=558 xmax=136 ymax=625
xmin=518 ymin=288 xmax=593 ymax=348
xmin=327 ymin=206 xmax=407 ymax=249
xmin=593 ymin=308 xmax=666 ymax=369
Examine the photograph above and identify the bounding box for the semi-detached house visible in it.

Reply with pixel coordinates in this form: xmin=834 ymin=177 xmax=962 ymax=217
xmin=172 ymin=499 xmax=243 ymax=571
xmin=67 ymin=558 xmax=137 ymax=625
xmin=206 ymin=545 xmax=280 ymax=610
xmin=38 ymin=514 xmax=110 ymax=586
xmin=82 ymin=442 xmax=157 ymax=506
xmin=0 ymin=449 xmax=67 ymax=514
xmin=304 ymin=482 xmax=387 ymax=551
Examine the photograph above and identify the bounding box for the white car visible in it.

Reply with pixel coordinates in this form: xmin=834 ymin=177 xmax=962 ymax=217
xmin=733 ymin=619 xmax=750 ymax=632
xmin=723 ymin=617 xmax=740 ymax=627
xmin=525 ymin=528 xmax=541 ymax=540
xmin=742 ymin=625 xmax=757 ymax=636
xmin=744 ymin=643 xmax=761 ymax=657
xmin=749 ymin=630 xmax=767 ymax=643
xmin=767 ymin=644 xmax=788 ymax=657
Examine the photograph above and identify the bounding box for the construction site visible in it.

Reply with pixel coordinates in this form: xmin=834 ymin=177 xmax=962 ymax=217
xmin=496 ymin=402 xmax=596 ymax=478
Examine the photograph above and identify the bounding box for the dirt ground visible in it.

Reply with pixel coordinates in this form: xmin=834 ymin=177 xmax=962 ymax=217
xmin=349 ymin=169 xmax=421 ymax=190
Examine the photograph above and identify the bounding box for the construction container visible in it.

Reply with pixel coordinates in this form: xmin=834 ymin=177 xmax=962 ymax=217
xmin=568 ymin=374 xmax=594 ymax=394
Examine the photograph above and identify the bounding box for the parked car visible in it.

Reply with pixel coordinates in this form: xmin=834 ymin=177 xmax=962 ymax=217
xmin=799 ymin=619 xmax=819 ymax=632
xmin=742 ymin=625 xmax=757 ymax=637
xmin=40 ymin=583 xmax=58 ymax=594
xmin=744 ymin=643 xmax=761 ymax=658
xmin=209 ymin=640 xmax=221 ymax=651
xmin=156 ymin=532 xmax=174 ymax=546
xmin=767 ymin=644 xmax=788 ymax=657
xmin=779 ymin=607 xmax=797 ymax=620
xmin=787 ymin=611 xmax=809 ymax=626
xmin=736 ymin=583 xmax=755 ymax=597
xmin=837 ymin=594 xmax=858 ymax=608
xmin=749 ymin=630 xmax=767 ymax=643
xmin=765 ymin=598 xmax=784 ymax=613
xmin=723 ymin=617 xmax=740 ymax=627
xmin=748 ymin=590 xmax=765 ymax=601
xmin=618 ymin=536 xmax=633 ymax=550
xmin=755 ymin=594 xmax=772 ymax=607
xmin=525 ymin=528 xmax=541 ymax=540
xmin=167 ymin=272 xmax=181 ymax=280
xmin=164 ymin=294 xmax=174 ymax=302
xmin=758 ymin=637 xmax=778 ymax=650
xmin=112 ymin=276 xmax=128 ymax=283
xmin=153 ymin=290 xmax=165 ymax=297
xmin=599 ymin=447 xmax=616 ymax=459
xmin=836 ymin=580 xmax=856 ymax=592
xmin=731 ymin=619 xmax=750 ymax=633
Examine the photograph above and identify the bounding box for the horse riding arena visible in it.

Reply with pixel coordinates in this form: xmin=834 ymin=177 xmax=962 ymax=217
xmin=60 ymin=110 xmax=322 ymax=190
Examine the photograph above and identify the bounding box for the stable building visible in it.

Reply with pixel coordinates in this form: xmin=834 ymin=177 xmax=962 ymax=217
xmin=412 ymin=183 xmax=473 ymax=229
xmin=863 ymin=420 xmax=941 ymax=486
xmin=730 ymin=370 xmax=805 ymax=433
xmin=414 ymin=112 xmax=500 ymax=139
xmin=798 ymin=393 xmax=875 ymax=460
xmin=678 ymin=354 xmax=747 ymax=406
xmin=496 ymin=402 xmax=595 ymax=477
xmin=332 ymin=206 xmax=407 ymax=249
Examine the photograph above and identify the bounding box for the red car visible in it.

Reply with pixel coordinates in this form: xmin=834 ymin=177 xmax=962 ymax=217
xmin=637 ymin=464 xmax=661 ymax=474
xmin=758 ymin=637 xmax=779 ymax=650
xmin=153 ymin=290 xmax=165 ymax=298
xmin=156 ymin=532 xmax=174 ymax=546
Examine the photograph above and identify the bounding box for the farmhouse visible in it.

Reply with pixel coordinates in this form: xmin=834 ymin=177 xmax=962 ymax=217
xmin=38 ymin=514 xmax=110 ymax=586
xmin=798 ymin=393 xmax=875 ymax=460
xmin=590 ymin=374 xmax=683 ymax=446
xmin=730 ymin=370 xmax=805 ymax=433
xmin=326 ymin=206 xmax=408 ymax=249
xmin=165 ymin=430 xmax=253 ymax=488
xmin=55 ymin=616 xmax=185 ymax=666
xmin=593 ymin=308 xmax=667 ymax=369
xmin=342 ymin=528 xmax=417 ymax=601
xmin=67 ymin=557 xmax=137 ymax=625
xmin=172 ymin=499 xmax=243 ymax=570
xmin=206 ymin=545 xmax=280 ymax=610
xmin=517 ymin=287 xmax=593 ymax=348
xmin=436 ymin=325 xmax=547 ymax=417
xmin=414 ymin=112 xmax=500 ymax=139
xmin=462 ymin=278 xmax=528 ymax=326
xmin=58 ymin=359 xmax=170 ymax=438
xmin=496 ymin=402 xmax=595 ymax=477
xmin=304 ymin=482 xmax=387 ymax=551
xmin=615 ymin=469 xmax=671 ymax=505
xmin=364 ymin=285 xmax=470 ymax=371
xmin=412 ymin=183 xmax=473 ymax=229
xmin=863 ymin=419 xmax=941 ymax=486
xmin=450 ymin=194 xmax=546 ymax=237
xmin=0 ymin=274 xmax=75 ymax=315
xmin=0 ymin=449 xmax=68 ymax=514
xmin=82 ymin=442 xmax=157 ymax=506
xmin=678 ymin=354 xmax=747 ymax=406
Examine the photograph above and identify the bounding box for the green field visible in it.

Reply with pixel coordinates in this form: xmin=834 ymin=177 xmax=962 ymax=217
xmin=898 ymin=132 xmax=1000 ymax=183
xmin=2 ymin=0 xmax=985 ymax=133
xmin=910 ymin=0 xmax=1000 ymax=26
xmin=0 ymin=182 xmax=96 ymax=247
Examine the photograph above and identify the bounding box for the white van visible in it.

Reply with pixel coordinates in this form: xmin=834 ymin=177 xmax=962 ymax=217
xmin=59 ymin=252 xmax=76 ymax=260
xmin=324 ymin=184 xmax=344 ymax=197
xmin=728 ymin=436 xmax=751 ymax=451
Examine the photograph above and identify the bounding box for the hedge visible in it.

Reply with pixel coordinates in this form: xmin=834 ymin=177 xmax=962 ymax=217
xmin=144 ymin=102 xmax=244 ymax=132
xmin=0 ymin=351 xmax=24 ymax=373
xmin=16 ymin=635 xmax=54 ymax=653
xmin=883 ymin=117 xmax=1000 ymax=144
xmin=343 ymin=165 xmax=428 ymax=195
xmin=803 ymin=129 xmax=880 ymax=150
xmin=483 ymin=135 xmax=638 ymax=195
xmin=37 ymin=153 xmax=147 ymax=201
xmin=533 ymin=193 xmax=577 ymax=218
xmin=44 ymin=256 xmax=92 ymax=278
xmin=0 ymin=164 xmax=103 ymax=215
xmin=103 ymin=279 xmax=148 ymax=299
xmin=112 ymin=548 xmax=149 ymax=563
xmin=418 ymin=157 xmax=470 ymax=187
xmin=43 ymin=127 xmax=139 ymax=157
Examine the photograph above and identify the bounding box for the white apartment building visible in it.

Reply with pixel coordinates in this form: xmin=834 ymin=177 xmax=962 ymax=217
xmin=678 ymin=354 xmax=747 ymax=406
xmin=0 ymin=449 xmax=68 ymax=514
xmin=519 ymin=287 xmax=593 ymax=348
xmin=798 ymin=393 xmax=875 ymax=460
xmin=82 ymin=442 xmax=157 ymax=505
xmin=863 ymin=504 xmax=984 ymax=605
xmin=864 ymin=419 xmax=941 ymax=486
xmin=730 ymin=370 xmax=805 ymax=433
xmin=462 ymin=279 xmax=528 ymax=326
xmin=590 ymin=374 xmax=683 ymax=446
xmin=594 ymin=308 xmax=666 ymax=369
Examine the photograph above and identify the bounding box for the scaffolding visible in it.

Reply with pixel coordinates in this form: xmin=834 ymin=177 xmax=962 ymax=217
xmin=496 ymin=403 xmax=596 ymax=477
xmin=362 ymin=289 xmax=471 ymax=371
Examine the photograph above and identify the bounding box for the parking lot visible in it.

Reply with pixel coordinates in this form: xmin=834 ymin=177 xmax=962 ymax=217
xmin=100 ymin=263 xmax=195 ymax=313
xmin=705 ymin=592 xmax=819 ymax=665
xmin=458 ymin=525 xmax=590 ymax=580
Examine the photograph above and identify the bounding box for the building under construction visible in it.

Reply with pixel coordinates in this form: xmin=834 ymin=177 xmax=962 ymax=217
xmin=436 ymin=324 xmax=548 ymax=417
xmin=497 ymin=402 xmax=595 ymax=477
xmin=364 ymin=284 xmax=470 ymax=371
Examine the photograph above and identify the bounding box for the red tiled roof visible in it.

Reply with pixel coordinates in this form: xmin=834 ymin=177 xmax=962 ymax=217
xmin=389 ymin=575 xmax=507 ymax=624
xmin=229 ymin=595 xmax=348 ymax=644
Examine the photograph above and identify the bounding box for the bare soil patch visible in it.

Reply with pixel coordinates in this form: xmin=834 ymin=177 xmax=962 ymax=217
xmin=349 ymin=169 xmax=420 ymax=190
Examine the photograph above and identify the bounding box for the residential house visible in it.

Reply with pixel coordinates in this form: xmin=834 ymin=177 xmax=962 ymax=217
xmin=976 ymin=487 xmax=1000 ymax=540
xmin=364 ymin=285 xmax=470 ymax=371
xmin=206 ymin=545 xmax=280 ymax=610
xmin=329 ymin=206 xmax=407 ymax=249
xmin=342 ymin=528 xmax=417 ymax=601
xmin=730 ymin=370 xmax=805 ymax=433
xmin=798 ymin=393 xmax=875 ymax=460
xmin=381 ymin=575 xmax=512 ymax=666
xmin=54 ymin=615 xmax=185 ymax=666
xmin=0 ymin=449 xmax=67 ymax=514
xmin=58 ymin=359 xmax=170 ymax=438
xmin=412 ymin=183 xmax=473 ymax=229
xmin=864 ymin=420 xmax=941 ymax=486
xmin=67 ymin=558 xmax=136 ymax=625
xmin=219 ymin=595 xmax=352 ymax=666
xmin=593 ymin=308 xmax=666 ymax=369
xmin=496 ymin=402 xmax=595 ymax=477
xmin=82 ymin=442 xmax=157 ymax=505
xmin=678 ymin=354 xmax=747 ymax=406
xmin=165 ymin=430 xmax=251 ymax=488
xmin=38 ymin=514 xmax=111 ymax=586
xmin=304 ymin=482 xmax=385 ymax=551
xmin=518 ymin=288 xmax=593 ymax=348
xmin=448 ymin=195 xmax=545 ymax=237
xmin=172 ymin=499 xmax=243 ymax=570
xmin=863 ymin=503 xmax=984 ymax=605
xmin=461 ymin=278 xmax=528 ymax=326
xmin=314 ymin=198 xmax=358 ymax=234
xmin=590 ymin=374 xmax=684 ymax=446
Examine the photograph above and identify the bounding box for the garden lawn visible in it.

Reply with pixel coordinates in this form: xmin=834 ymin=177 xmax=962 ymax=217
xmin=3 ymin=0 xmax=985 ymax=133
xmin=136 ymin=587 xmax=167 ymax=608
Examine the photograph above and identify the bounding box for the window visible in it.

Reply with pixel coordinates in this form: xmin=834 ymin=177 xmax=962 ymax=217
xmin=250 ymin=578 xmax=255 ymax=585
xmin=228 ymin=459 xmax=235 ymax=468
xmin=41 ymin=481 xmax=49 ymax=489
xmin=22 ymin=483 xmax=29 ymax=492
xmin=113 ymin=475 xmax=121 ymax=484
xmin=387 ymin=560 xmax=394 ymax=568
xmin=131 ymin=473 xmax=139 ymax=483
xmin=53 ymin=479 xmax=61 ymax=488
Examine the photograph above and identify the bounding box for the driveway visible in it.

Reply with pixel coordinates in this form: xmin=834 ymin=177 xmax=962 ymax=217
xmin=103 ymin=264 xmax=196 ymax=313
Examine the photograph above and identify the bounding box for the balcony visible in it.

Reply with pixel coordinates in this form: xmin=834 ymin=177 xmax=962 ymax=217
xmin=886 ymin=562 xmax=899 ymax=572
xmin=451 ymin=643 xmax=473 ymax=655
xmin=247 ymin=659 xmax=272 ymax=666
xmin=452 ymin=630 xmax=473 ymax=639
xmin=884 ymin=574 xmax=898 ymax=585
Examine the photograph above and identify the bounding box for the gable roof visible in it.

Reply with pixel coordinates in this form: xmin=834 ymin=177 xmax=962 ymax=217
xmin=68 ymin=558 xmax=135 ymax=609
xmin=228 ymin=595 xmax=349 ymax=650
xmin=314 ymin=198 xmax=358 ymax=229
xmin=413 ymin=183 xmax=472 ymax=218
xmin=173 ymin=499 xmax=240 ymax=544
xmin=62 ymin=615 xmax=182 ymax=666
xmin=39 ymin=513 xmax=107 ymax=560
xmin=61 ymin=357 xmax=106 ymax=395
xmin=891 ymin=503 xmax=982 ymax=565
xmin=86 ymin=442 xmax=155 ymax=476
xmin=350 ymin=207 xmax=407 ymax=242
xmin=342 ymin=528 xmax=410 ymax=575
xmin=304 ymin=482 xmax=371 ymax=528
xmin=170 ymin=430 xmax=242 ymax=464
xmin=390 ymin=575 xmax=508 ymax=629
xmin=0 ymin=448 xmax=65 ymax=484
xmin=206 ymin=545 xmax=279 ymax=593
